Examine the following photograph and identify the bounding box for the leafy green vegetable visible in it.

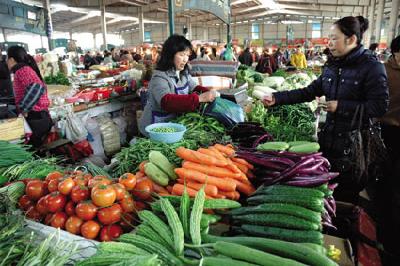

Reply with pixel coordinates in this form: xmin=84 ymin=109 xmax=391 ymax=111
xmin=44 ymin=72 xmax=70 ymax=86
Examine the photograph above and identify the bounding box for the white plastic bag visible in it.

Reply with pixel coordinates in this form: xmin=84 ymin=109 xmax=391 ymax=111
xmin=65 ymin=113 xmax=88 ymax=143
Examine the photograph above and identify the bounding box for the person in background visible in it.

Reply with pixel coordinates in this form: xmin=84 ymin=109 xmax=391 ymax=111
xmin=369 ymin=43 xmax=379 ymax=57
xmin=274 ymin=48 xmax=286 ymax=67
xmin=251 ymin=49 xmax=260 ymax=64
xmin=219 ymin=44 xmax=227 ymax=60
xmin=189 ymin=47 xmax=197 ymax=61
xmin=103 ymin=51 xmax=113 ymax=64
xmin=138 ymin=35 xmax=217 ymax=136
xmin=290 ymin=45 xmax=307 ymax=68
xmin=95 ymin=52 xmax=104 ymax=63
xmin=6 ymin=46 xmax=52 ymax=147
xmin=83 ymin=51 xmax=98 ymax=70
xmin=209 ymin=47 xmax=217 ymax=60
xmin=120 ymin=50 xmax=133 ymax=63
xmin=281 ymin=46 xmax=290 ymax=63
xmin=196 ymin=47 xmax=211 ymax=61
xmin=256 ymin=49 xmax=277 ymax=75
xmin=151 ymin=47 xmax=160 ymax=64
xmin=110 ymin=47 xmax=120 ymax=62
xmin=377 ymin=36 xmax=400 ymax=263
xmin=238 ymin=47 xmax=253 ymax=66
xmin=0 ymin=49 xmax=13 ymax=98
xmin=264 ymin=16 xmax=389 ymax=202
xmin=133 ymin=52 xmax=142 ymax=62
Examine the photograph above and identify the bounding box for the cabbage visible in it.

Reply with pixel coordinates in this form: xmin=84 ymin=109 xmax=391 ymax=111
xmin=262 ymin=76 xmax=285 ymax=88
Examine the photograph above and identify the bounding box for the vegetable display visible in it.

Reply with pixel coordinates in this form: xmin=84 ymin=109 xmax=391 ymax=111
xmin=44 ymin=72 xmax=70 ymax=86
xmin=1 ymin=158 xmax=62 ymax=182
xmin=0 ymin=141 xmax=33 ymax=168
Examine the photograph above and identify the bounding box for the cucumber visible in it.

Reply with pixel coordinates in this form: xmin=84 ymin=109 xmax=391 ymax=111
xmin=247 ymin=194 xmax=324 ymax=213
xmin=253 ymin=185 xmax=325 ymax=199
xmin=288 ymin=142 xmax=320 ymax=153
xmin=214 ymin=241 xmax=307 ymax=266
xmin=301 ymin=243 xmax=327 ymax=255
xmin=149 ymin=151 xmax=177 ymax=180
xmin=154 ymin=196 xmax=241 ymax=210
xmin=288 ymin=141 xmax=311 ymax=147
xmin=0 ymin=175 xmax=8 ymax=186
xmin=202 ymin=235 xmax=337 ymax=266
xmin=256 ymin=141 xmax=290 ymax=151
xmin=144 ymin=162 xmax=169 ymax=186
xmin=232 ymin=213 xmax=320 ymax=231
xmin=230 ymin=203 xmax=321 ymax=224
xmin=237 ymin=224 xmax=324 ymax=245
xmin=202 ymin=257 xmax=258 ymax=266
xmin=200 ymin=214 xmax=221 ymax=228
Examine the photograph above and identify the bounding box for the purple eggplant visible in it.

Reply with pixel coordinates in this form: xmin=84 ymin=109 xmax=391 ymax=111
xmin=322 ymin=210 xmax=332 ymax=224
xmin=327 ymin=195 xmax=336 ymax=214
xmin=296 ymin=159 xmax=325 ymax=175
xmin=322 ymin=221 xmax=337 ymax=231
xmin=276 ymin=157 xmax=315 ymax=181
xmin=328 ymin=183 xmax=338 ymax=191
xmin=324 ymin=198 xmax=336 ymax=217
xmin=284 ymin=178 xmax=329 ymax=187
xmin=236 ymin=153 xmax=287 ymax=171
xmin=252 ymin=133 xmax=274 ymax=148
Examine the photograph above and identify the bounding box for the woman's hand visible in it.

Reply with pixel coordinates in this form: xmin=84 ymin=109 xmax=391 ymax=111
xmin=325 ymin=101 xmax=338 ymax=112
xmin=199 ymin=91 xmax=217 ymax=103
xmin=263 ymin=95 xmax=276 ymax=107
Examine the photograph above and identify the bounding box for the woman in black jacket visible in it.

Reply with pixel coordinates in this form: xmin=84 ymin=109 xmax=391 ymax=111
xmin=264 ymin=16 xmax=389 ymax=202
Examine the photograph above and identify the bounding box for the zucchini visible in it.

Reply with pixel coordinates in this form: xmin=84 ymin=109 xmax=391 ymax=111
xmin=315 ymin=184 xmax=333 ymax=197
xmin=76 ymin=254 xmax=144 ymax=266
xmin=117 ymin=234 xmax=183 ymax=266
xmin=144 ymin=162 xmax=169 ymax=186
xmin=288 ymin=141 xmax=311 ymax=147
xmin=233 ymin=213 xmax=320 ymax=231
xmin=230 ymin=203 xmax=321 ymax=224
xmin=157 ymin=195 xmax=241 ymax=209
xmin=238 ymin=224 xmax=324 ymax=245
xmin=302 ymin=243 xmax=327 ymax=255
xmin=256 ymin=141 xmax=290 ymax=151
xmin=97 ymin=241 xmax=149 ymax=255
xmin=149 ymin=151 xmax=177 ymax=180
xmin=203 ymin=235 xmax=337 ymax=266
xmin=247 ymin=194 xmax=324 ymax=213
xmin=288 ymin=142 xmax=320 ymax=153
xmin=253 ymin=185 xmax=325 ymax=199
xmin=160 ymin=197 xmax=184 ymax=256
xmin=202 ymin=257 xmax=258 ymax=266
xmin=200 ymin=213 xmax=221 ymax=229
xmin=214 ymin=241 xmax=307 ymax=266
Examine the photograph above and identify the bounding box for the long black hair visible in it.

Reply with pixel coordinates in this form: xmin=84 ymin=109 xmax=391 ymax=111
xmin=334 ymin=16 xmax=369 ymax=45
xmin=156 ymin=34 xmax=192 ymax=72
xmin=390 ymin=35 xmax=400 ymax=56
xmin=7 ymin=46 xmax=43 ymax=81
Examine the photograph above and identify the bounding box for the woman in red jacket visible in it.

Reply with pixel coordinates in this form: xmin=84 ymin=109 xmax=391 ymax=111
xmin=7 ymin=46 xmax=52 ymax=147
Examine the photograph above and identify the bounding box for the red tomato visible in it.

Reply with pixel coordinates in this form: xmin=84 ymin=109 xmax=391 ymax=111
xmin=65 ymin=201 xmax=76 ymax=216
xmin=120 ymin=196 xmax=135 ymax=213
xmin=112 ymin=183 xmax=127 ymax=201
xmin=74 ymin=176 xmax=88 ymax=187
xmin=18 ymin=195 xmax=34 ymax=211
xmin=70 ymin=186 xmax=90 ymax=203
xmin=134 ymin=201 xmax=147 ymax=212
xmin=36 ymin=197 xmax=48 ymax=215
xmin=119 ymin=212 xmax=136 ymax=232
xmin=100 ymin=224 xmax=123 ymax=242
xmin=75 ymin=201 xmax=97 ymax=221
xmin=47 ymin=179 xmax=59 ymax=193
xmin=91 ymin=185 xmax=116 ymax=207
xmin=50 ymin=212 xmax=68 ymax=229
xmin=81 ymin=220 xmax=101 ymax=239
xmin=58 ymin=177 xmax=75 ymax=195
xmin=65 ymin=216 xmax=83 ymax=235
xmin=25 ymin=206 xmax=42 ymax=221
xmin=46 ymin=192 xmax=67 ymax=213
xmin=88 ymin=177 xmax=111 ymax=189
xmin=97 ymin=204 xmax=122 ymax=225
xmin=45 ymin=171 xmax=63 ymax=183
xmin=26 ymin=180 xmax=46 ymax=200
xmin=132 ymin=179 xmax=153 ymax=200
xmin=119 ymin=173 xmax=137 ymax=190
xmin=44 ymin=213 xmax=53 ymax=225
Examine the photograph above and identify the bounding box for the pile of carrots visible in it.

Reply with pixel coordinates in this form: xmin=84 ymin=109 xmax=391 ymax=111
xmin=172 ymin=144 xmax=256 ymax=200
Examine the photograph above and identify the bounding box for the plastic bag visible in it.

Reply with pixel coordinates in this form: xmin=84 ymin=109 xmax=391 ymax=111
xmin=65 ymin=113 xmax=88 ymax=143
xmin=204 ymin=97 xmax=245 ymax=129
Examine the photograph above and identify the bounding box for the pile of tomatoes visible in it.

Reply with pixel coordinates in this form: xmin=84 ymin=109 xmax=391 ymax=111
xmin=18 ymin=170 xmax=155 ymax=242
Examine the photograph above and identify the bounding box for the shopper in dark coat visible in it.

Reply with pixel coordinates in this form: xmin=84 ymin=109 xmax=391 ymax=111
xmin=238 ymin=48 xmax=253 ymax=66
xmin=264 ymin=16 xmax=389 ymax=201
xmin=0 ymin=52 xmax=13 ymax=98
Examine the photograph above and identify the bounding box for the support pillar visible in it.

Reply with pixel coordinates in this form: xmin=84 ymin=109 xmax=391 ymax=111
xmin=168 ymin=0 xmax=174 ymax=36
xmin=69 ymin=32 xmax=73 ymax=40
xmin=43 ymin=0 xmax=53 ymax=50
xmin=100 ymin=0 xmax=107 ymax=50
xmin=368 ymin=0 xmax=376 ymax=45
xmin=375 ymin=0 xmax=385 ymax=44
xmin=387 ymin=0 xmax=400 ymax=45
xmin=138 ymin=7 xmax=144 ymax=43
xmin=203 ymin=27 xmax=208 ymax=41
xmin=40 ymin=35 xmax=44 ymax=48
xmin=187 ymin=18 xmax=192 ymax=40
xmin=1 ymin=28 xmax=7 ymax=42
xmin=93 ymin=33 xmax=96 ymax=49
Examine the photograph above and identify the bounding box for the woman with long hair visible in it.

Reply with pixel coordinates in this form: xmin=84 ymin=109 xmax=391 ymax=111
xmin=7 ymin=46 xmax=52 ymax=147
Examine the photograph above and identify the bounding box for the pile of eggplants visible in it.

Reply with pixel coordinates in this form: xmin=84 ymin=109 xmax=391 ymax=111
xmin=236 ymin=149 xmax=339 ymax=230
xmin=228 ymin=122 xmax=274 ymax=148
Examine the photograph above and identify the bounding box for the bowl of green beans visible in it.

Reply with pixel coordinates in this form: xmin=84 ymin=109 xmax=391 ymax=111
xmin=145 ymin=122 xmax=187 ymax=143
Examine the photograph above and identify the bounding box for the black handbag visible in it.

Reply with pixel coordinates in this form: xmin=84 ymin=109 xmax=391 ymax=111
xmin=332 ymin=105 xmax=389 ymax=189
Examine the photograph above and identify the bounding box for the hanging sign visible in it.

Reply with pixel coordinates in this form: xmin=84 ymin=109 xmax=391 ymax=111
xmin=175 ymin=0 xmax=230 ymax=24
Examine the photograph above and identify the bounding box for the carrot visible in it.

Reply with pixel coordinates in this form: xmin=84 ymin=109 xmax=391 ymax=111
xmin=177 ymin=179 xmax=218 ymax=197
xmin=153 ymin=183 xmax=169 ymax=194
xmin=197 ymin=148 xmax=227 ymax=162
xmin=232 ymin=161 xmax=249 ymax=174
xmin=231 ymin=157 xmax=254 ymax=170
xmin=166 ymin=185 xmax=173 ymax=193
xmin=139 ymin=161 xmax=148 ymax=173
xmin=219 ymin=191 xmax=240 ymax=200
xmin=213 ymin=194 xmax=226 ymax=199
xmin=176 ymin=147 xmax=228 ymax=167
xmin=182 ymin=161 xmax=243 ymax=180
xmin=232 ymin=179 xmax=256 ymax=196
xmin=171 ymin=183 xmax=213 ymax=199
xmin=226 ymin=158 xmax=243 ymax=174
xmin=208 ymin=146 xmax=228 ymax=160
xmin=214 ymin=144 xmax=235 ymax=157
xmin=174 ymin=168 xmax=236 ymax=192
xmin=158 ymin=192 xmax=171 ymax=196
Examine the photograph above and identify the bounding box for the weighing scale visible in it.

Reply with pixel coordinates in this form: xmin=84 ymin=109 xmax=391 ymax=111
xmin=219 ymin=82 xmax=249 ymax=106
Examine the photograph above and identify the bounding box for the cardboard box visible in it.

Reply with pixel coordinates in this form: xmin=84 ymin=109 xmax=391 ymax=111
xmin=0 ymin=117 xmax=25 ymax=141
xmin=324 ymin=234 xmax=355 ymax=266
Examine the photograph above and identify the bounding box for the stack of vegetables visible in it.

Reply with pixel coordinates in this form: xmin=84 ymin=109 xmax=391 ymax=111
xmin=0 ymin=141 xmax=33 ymax=183
xmin=173 ymin=144 xmax=256 ymax=199
xmin=228 ymin=122 xmax=273 ymax=148
xmin=236 ymin=64 xmax=265 ymax=84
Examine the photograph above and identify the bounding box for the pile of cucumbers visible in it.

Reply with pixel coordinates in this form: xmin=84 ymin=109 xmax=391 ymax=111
xmin=231 ymin=184 xmax=333 ymax=245
xmin=143 ymin=151 xmax=177 ymax=186
xmin=257 ymin=141 xmax=320 ymax=153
